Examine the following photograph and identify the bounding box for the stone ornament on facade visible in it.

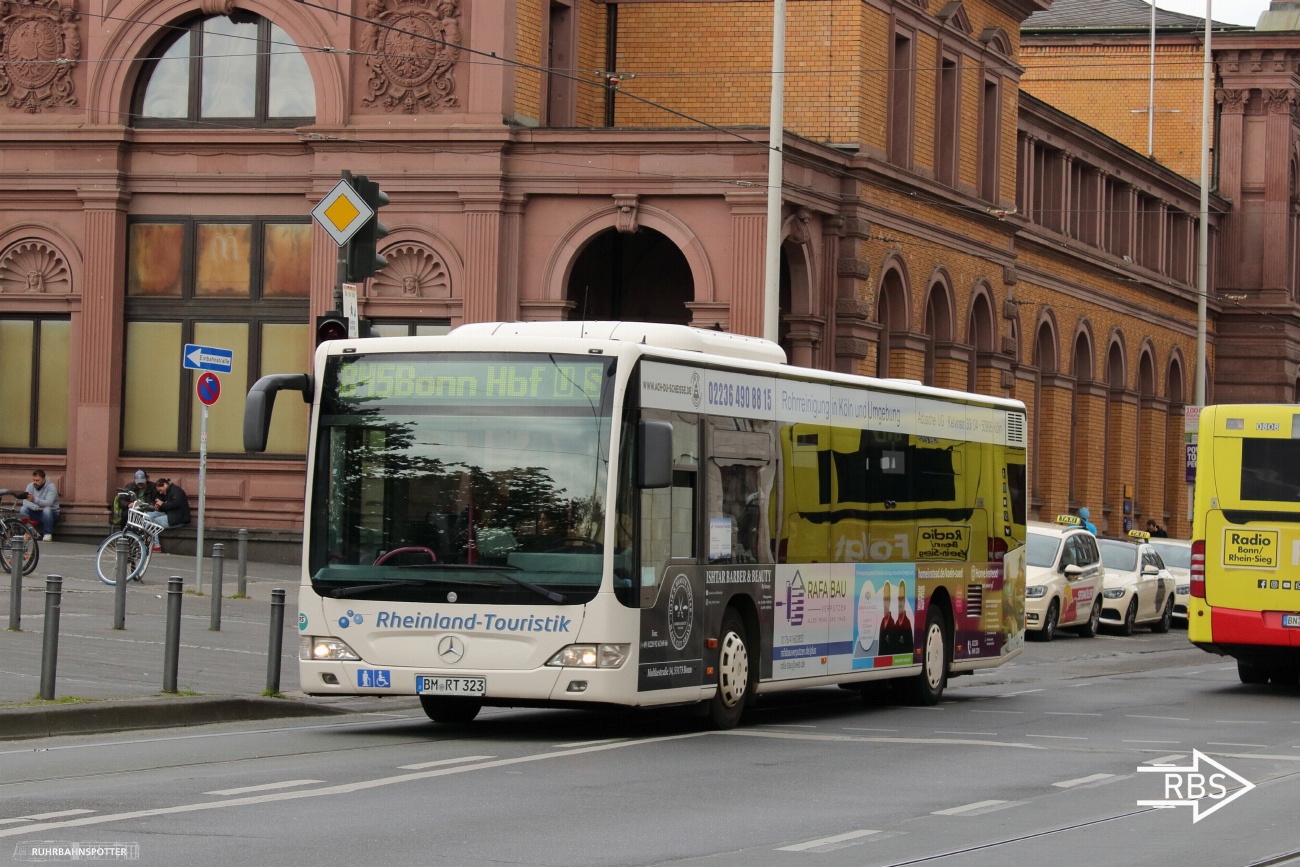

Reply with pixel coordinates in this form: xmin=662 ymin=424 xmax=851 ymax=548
xmin=0 ymin=0 xmax=80 ymax=113
xmin=613 ymin=194 xmax=639 ymax=234
xmin=784 ymin=208 xmax=812 ymax=245
xmin=362 ymin=0 xmax=461 ymax=113
xmin=0 ymin=239 xmax=70 ymax=293
xmin=1265 ymin=89 xmax=1295 ymax=116
xmin=371 ymin=243 xmax=450 ymax=298
xmin=1216 ymin=89 xmax=1247 ymax=115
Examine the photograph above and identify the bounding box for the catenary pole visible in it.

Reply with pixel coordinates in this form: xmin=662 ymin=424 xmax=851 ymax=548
xmin=762 ymin=0 xmax=786 ymax=344
xmin=1195 ymin=0 xmax=1211 ymax=407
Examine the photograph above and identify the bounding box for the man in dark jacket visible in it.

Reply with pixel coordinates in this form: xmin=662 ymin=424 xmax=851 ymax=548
xmin=144 ymin=478 xmax=191 ymax=529
xmin=112 ymin=470 xmax=157 ymax=530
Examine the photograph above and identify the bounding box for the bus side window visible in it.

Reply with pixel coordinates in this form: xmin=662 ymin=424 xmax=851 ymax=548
xmin=707 ymin=417 xmax=777 ymax=565
xmin=638 ymin=411 xmax=698 ymax=608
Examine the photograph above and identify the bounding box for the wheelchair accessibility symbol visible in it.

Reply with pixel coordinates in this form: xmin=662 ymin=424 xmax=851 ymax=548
xmin=357 ymin=669 xmax=391 ymax=689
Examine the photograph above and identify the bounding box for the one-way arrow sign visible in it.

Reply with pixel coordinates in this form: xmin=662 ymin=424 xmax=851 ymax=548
xmin=183 ymin=344 xmax=234 ymax=374
xmin=1136 ymin=749 xmax=1256 ymax=823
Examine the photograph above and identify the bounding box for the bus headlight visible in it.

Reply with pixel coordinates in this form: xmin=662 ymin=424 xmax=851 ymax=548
xmin=302 ymin=636 xmax=360 ymax=661
xmin=546 ymin=644 xmax=630 ymax=668
xmin=1025 ymin=585 xmax=1047 ymax=598
xmin=1102 ymin=588 xmax=1126 ymax=599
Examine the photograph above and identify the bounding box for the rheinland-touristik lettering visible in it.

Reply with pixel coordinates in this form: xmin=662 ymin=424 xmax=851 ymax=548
xmin=372 ymin=611 xmax=573 ymax=632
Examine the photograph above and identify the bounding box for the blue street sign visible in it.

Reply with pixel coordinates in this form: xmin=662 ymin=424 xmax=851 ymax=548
xmin=183 ymin=343 xmax=233 ymax=373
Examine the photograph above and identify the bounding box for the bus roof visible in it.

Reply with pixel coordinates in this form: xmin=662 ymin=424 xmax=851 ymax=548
xmin=451 ymin=321 xmax=788 ymax=365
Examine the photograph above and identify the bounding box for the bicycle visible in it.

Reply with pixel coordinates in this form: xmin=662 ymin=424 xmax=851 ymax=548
xmin=96 ymin=507 xmax=165 ymax=585
xmin=0 ymin=489 xmax=39 ymax=576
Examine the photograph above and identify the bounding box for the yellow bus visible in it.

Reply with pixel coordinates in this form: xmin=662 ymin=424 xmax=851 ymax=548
xmin=1189 ymin=404 xmax=1300 ymax=685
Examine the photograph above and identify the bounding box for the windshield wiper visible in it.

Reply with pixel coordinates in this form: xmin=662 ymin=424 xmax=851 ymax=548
xmin=324 ymin=566 xmax=566 ymax=603
xmin=325 ymin=578 xmax=440 ymax=598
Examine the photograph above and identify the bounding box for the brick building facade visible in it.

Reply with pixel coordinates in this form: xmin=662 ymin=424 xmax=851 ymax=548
xmin=0 ymin=0 xmax=1216 ymax=542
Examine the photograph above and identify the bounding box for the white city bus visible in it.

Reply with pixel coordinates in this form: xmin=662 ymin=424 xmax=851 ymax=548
xmin=244 ymin=321 xmax=1028 ymax=728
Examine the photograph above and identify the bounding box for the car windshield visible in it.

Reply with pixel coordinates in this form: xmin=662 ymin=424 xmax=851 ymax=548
xmin=1097 ymin=539 xmax=1138 ymax=571
xmin=1026 ymin=532 xmax=1061 ymax=568
xmin=309 ymin=352 xmax=617 ymax=605
xmin=1150 ymin=541 xmax=1190 ymax=569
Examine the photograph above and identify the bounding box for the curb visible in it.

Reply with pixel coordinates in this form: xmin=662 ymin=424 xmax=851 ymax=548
xmin=0 ymin=696 xmax=345 ymax=741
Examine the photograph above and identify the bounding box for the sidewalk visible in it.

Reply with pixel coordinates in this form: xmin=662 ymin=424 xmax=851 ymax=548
xmin=0 ymin=540 xmax=417 ymax=738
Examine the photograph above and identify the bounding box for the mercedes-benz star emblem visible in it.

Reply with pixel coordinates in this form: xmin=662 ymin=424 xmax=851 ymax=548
xmin=438 ymin=635 xmax=465 ymax=665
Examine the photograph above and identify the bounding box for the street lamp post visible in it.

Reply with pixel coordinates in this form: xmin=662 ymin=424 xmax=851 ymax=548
xmin=762 ymin=0 xmax=786 ymax=344
xmin=1195 ymin=0 xmax=1211 ymax=407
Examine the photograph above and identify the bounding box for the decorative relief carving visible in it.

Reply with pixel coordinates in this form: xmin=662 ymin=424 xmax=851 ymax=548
xmin=1216 ymin=89 xmax=1248 ymax=115
xmin=1265 ymin=89 xmax=1295 ymax=115
xmin=0 ymin=0 xmax=79 ymax=112
xmin=613 ymin=194 xmax=639 ymax=234
xmin=371 ymin=244 xmax=450 ymax=298
xmin=362 ymin=0 xmax=461 ymax=113
xmin=784 ymin=208 xmax=812 ymax=245
xmin=0 ymin=240 xmax=70 ymax=293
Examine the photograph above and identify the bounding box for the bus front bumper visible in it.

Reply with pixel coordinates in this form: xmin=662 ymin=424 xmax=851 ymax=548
xmin=300 ymin=659 xmax=633 ymax=704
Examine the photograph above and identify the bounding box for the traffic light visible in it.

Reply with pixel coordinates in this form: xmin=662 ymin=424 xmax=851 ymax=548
xmin=316 ymin=311 xmax=348 ymax=346
xmin=345 ymin=175 xmax=389 ymax=283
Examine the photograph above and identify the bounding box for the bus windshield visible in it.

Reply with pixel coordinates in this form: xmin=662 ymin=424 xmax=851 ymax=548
xmin=309 ymin=352 xmax=616 ymax=605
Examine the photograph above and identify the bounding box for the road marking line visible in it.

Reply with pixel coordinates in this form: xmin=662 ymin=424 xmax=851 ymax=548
xmin=1123 ymin=740 xmax=1181 ymax=744
xmin=1044 ymin=712 xmax=1102 ymax=716
xmin=20 ymin=810 xmax=96 ymax=820
xmin=1206 ymin=742 xmax=1266 ymax=748
xmin=398 ymin=755 xmax=497 ymax=770
xmin=1053 ymin=774 xmax=1115 ymax=788
xmin=935 ymin=731 xmax=997 ymax=736
xmin=0 ymin=731 xmax=716 ymax=839
xmin=971 ymin=710 xmax=1024 ymax=715
xmin=761 ymin=724 xmax=817 ymax=729
xmin=1027 ymin=734 xmax=1088 ymax=740
xmin=775 ymin=830 xmax=880 ymax=852
xmin=553 ymin=738 xmax=628 ymax=748
xmin=932 ymin=800 xmax=1008 ymax=816
xmin=1143 ymin=754 xmax=1186 ymax=765
xmin=1215 ymin=720 xmax=1268 ymax=724
xmin=1127 ymin=715 xmax=1189 ymax=721
xmin=717 ymin=730 xmax=1043 ymax=750
xmin=205 ymin=780 xmax=324 ymax=797
xmin=840 ymin=727 xmax=897 ymax=732
xmin=998 ymin=689 xmax=1044 ymax=697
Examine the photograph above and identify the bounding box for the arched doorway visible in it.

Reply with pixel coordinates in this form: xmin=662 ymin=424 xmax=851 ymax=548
xmin=967 ymin=291 xmax=996 ymax=393
xmin=1070 ymin=331 xmax=1094 ymax=505
xmin=876 ymin=267 xmax=909 ymax=378
xmin=1166 ymin=355 xmax=1187 ymax=536
xmin=1033 ymin=320 xmax=1059 ymax=508
xmin=564 ymin=228 xmax=694 ymax=325
xmin=922 ymin=280 xmax=954 ymax=387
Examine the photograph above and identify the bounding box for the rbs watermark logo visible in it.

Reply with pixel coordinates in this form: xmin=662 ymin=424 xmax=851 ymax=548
xmin=1136 ymin=750 xmax=1254 ymax=823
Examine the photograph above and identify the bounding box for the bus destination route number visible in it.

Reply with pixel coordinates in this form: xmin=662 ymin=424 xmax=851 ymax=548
xmin=417 ymin=675 xmax=486 ymax=696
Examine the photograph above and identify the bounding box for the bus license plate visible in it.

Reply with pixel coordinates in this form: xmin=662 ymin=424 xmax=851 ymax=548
xmin=417 ymin=676 xmax=486 ymax=696
xmin=1283 ymin=614 xmax=1300 ymax=628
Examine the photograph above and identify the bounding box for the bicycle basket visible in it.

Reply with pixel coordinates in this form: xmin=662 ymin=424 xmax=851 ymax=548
xmin=127 ymin=510 xmax=165 ymax=536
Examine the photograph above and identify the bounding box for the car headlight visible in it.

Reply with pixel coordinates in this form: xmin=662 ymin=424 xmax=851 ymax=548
xmin=1025 ymin=585 xmax=1047 ymax=598
xmin=546 ymin=644 xmax=630 ymax=669
xmin=1102 ymin=588 xmax=1126 ymax=599
xmin=301 ymin=636 xmax=360 ymax=661
xmin=1177 ymin=585 xmax=1190 ymax=595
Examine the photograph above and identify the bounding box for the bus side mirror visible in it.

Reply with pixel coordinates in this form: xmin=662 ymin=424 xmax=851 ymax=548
xmin=638 ymin=420 xmax=673 ymax=489
xmin=244 ymin=373 xmax=313 ymax=453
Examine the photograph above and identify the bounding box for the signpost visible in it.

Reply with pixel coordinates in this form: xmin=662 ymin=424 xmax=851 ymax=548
xmin=341 ymin=283 xmax=360 ymax=339
xmin=310 ymin=178 xmax=374 ymax=248
xmin=1185 ymin=405 xmax=1202 ymax=524
xmin=187 ymin=356 xmax=229 ymax=593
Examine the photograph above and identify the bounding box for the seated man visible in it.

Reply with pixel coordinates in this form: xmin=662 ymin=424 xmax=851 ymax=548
xmin=19 ymin=469 xmax=59 ymax=542
xmin=142 ymin=478 xmax=191 ymax=552
xmin=112 ymin=470 xmax=157 ymax=530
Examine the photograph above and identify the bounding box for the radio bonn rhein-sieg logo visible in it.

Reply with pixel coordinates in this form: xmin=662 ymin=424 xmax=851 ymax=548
xmin=668 ymin=573 xmax=694 ymax=651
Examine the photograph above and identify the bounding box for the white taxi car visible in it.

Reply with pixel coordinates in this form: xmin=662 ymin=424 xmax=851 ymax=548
xmin=1024 ymin=516 xmax=1105 ymax=641
xmin=1096 ymin=531 xmax=1177 ymax=635
xmin=1148 ymin=537 xmax=1191 ymax=626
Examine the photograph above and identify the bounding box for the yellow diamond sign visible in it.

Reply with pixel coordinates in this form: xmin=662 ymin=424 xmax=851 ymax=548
xmin=311 ymin=178 xmax=374 ymax=247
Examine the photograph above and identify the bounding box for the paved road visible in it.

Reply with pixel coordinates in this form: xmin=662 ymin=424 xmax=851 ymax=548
xmin=3 ymin=629 xmax=1297 ymax=866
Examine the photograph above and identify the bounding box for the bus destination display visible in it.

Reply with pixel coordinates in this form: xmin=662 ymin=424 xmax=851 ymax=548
xmin=334 ymin=356 xmax=607 ymax=406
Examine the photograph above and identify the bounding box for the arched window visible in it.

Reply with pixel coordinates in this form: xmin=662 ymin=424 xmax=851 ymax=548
xmin=133 ymin=13 xmax=315 ymax=127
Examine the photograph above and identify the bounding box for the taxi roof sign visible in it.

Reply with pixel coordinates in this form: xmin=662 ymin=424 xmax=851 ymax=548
xmin=1055 ymin=514 xmax=1082 ymax=526
xmin=1128 ymin=529 xmax=1151 ymax=540
xmin=311 ymin=178 xmax=374 ymax=247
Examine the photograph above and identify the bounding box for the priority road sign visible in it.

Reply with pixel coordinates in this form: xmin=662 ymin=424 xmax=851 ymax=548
xmin=197 ymin=372 xmax=221 ymax=406
xmin=183 ymin=344 xmax=233 ymax=373
xmin=311 ymin=178 xmax=375 ymax=247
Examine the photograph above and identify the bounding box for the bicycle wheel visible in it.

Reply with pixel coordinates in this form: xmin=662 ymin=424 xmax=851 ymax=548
xmin=0 ymin=518 xmax=38 ymax=576
xmin=96 ymin=531 xmax=145 ymax=585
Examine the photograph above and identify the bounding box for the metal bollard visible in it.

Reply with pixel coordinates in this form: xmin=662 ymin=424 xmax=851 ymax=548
xmin=266 ymin=588 xmax=285 ymax=694
xmin=8 ymin=537 xmax=22 ymax=631
xmin=209 ymin=543 xmax=224 ymax=631
xmin=39 ymin=575 xmax=61 ymax=700
xmin=163 ymin=576 xmax=183 ymax=693
xmin=112 ymin=539 xmax=128 ymax=630
xmin=237 ymin=528 xmax=248 ymax=597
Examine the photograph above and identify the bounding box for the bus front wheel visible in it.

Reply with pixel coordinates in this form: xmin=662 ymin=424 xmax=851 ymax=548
xmin=419 ymin=696 xmax=482 ymax=724
xmin=900 ymin=606 xmax=948 ymax=706
xmin=706 ymin=609 xmax=753 ymax=730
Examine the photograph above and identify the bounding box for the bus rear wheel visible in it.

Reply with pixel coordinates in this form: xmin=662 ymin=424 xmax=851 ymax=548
xmin=900 ymin=606 xmax=948 ymax=706
xmin=1237 ymin=661 xmax=1270 ymax=685
xmin=419 ymin=696 xmax=482 ymax=724
xmin=706 ymin=609 xmax=753 ymax=730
